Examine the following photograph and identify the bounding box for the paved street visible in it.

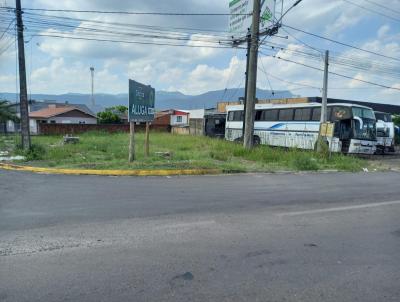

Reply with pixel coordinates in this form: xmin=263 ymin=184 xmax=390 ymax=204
xmin=1 ymin=170 xmax=400 ymax=302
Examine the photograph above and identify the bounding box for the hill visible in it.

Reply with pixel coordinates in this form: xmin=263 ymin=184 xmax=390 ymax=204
xmin=0 ymin=88 xmax=295 ymax=112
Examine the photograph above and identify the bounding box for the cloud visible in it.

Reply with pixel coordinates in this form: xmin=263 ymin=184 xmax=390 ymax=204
xmin=29 ymin=58 xmax=125 ymax=94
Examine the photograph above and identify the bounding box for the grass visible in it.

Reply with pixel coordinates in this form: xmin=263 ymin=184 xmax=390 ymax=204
xmin=0 ymin=132 xmax=366 ymax=172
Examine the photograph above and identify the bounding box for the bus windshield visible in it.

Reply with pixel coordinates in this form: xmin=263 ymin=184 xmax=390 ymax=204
xmin=353 ymin=118 xmax=376 ymax=140
xmin=352 ymin=107 xmax=375 ymax=120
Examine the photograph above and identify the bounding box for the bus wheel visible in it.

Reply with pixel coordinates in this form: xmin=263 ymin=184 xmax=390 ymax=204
xmin=253 ymin=136 xmax=261 ymax=146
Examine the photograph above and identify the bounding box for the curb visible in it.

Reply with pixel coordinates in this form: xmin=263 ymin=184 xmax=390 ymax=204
xmin=0 ymin=163 xmax=222 ymax=176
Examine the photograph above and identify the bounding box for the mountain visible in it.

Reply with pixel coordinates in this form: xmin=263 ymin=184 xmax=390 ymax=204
xmin=0 ymin=88 xmax=295 ymax=112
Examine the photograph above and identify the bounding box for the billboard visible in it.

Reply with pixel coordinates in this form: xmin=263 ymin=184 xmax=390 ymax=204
xmin=128 ymin=79 xmax=155 ymax=122
xmin=229 ymin=0 xmax=276 ymax=35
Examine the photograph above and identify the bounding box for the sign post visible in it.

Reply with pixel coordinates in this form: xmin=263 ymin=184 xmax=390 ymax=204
xmin=128 ymin=79 xmax=155 ymax=162
xmin=129 ymin=121 xmax=135 ymax=162
xmin=145 ymin=122 xmax=150 ymax=157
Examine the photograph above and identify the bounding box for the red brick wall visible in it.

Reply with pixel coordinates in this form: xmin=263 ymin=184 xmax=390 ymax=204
xmin=38 ymin=123 xmax=169 ymax=135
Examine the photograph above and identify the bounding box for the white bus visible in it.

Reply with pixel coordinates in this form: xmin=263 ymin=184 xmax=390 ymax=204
xmin=225 ymin=103 xmax=377 ymax=154
xmin=374 ymin=111 xmax=395 ymax=153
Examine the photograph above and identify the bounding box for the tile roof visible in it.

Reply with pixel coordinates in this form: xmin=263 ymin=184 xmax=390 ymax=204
xmin=29 ymin=106 xmax=96 ymax=118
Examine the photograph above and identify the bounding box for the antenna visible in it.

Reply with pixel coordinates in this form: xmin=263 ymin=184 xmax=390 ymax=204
xmin=90 ymin=67 xmax=95 ymax=107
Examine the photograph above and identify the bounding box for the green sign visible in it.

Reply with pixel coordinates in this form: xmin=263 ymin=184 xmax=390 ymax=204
xmin=128 ymin=79 xmax=155 ymax=122
xmin=229 ymin=0 xmax=276 ymax=34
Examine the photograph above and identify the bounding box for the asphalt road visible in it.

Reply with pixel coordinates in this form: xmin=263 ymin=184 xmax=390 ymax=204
xmin=1 ymin=170 xmax=400 ymax=302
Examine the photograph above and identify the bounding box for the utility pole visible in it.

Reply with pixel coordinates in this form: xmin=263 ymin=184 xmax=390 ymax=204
xmin=15 ymin=0 xmax=31 ymax=150
xmin=243 ymin=0 xmax=261 ymax=149
xmin=321 ymin=50 xmax=329 ymax=123
xmin=317 ymin=50 xmax=329 ymax=152
xmin=242 ymin=30 xmax=251 ymax=138
xmin=90 ymin=67 xmax=95 ymax=108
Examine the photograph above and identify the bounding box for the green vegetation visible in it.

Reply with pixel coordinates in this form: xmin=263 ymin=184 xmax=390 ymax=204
xmin=0 ymin=100 xmax=19 ymax=124
xmin=97 ymin=106 xmax=128 ymax=124
xmin=0 ymin=132 xmax=366 ymax=172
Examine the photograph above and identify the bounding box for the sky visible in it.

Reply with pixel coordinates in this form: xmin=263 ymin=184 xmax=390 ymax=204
xmin=0 ymin=0 xmax=399 ymax=104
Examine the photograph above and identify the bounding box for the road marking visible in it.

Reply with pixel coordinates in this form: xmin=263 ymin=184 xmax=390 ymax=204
xmin=279 ymin=200 xmax=400 ymax=216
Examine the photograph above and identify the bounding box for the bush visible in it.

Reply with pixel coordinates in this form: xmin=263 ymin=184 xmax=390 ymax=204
xmin=16 ymin=143 xmax=46 ymax=161
xmin=209 ymin=150 xmax=229 ymax=161
xmin=292 ymin=155 xmax=319 ymax=171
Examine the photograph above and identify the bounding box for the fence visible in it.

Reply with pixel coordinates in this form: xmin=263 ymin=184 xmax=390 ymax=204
xmin=189 ymin=119 xmax=204 ymax=136
xmin=38 ymin=123 xmax=169 ymax=135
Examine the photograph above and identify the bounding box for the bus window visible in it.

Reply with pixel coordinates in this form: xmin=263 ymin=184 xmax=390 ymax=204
xmin=294 ymin=108 xmax=312 ymax=121
xmin=278 ymin=109 xmax=294 ymax=121
xmin=375 ymin=112 xmax=392 ymax=122
xmin=311 ymin=108 xmax=321 ymax=121
xmin=233 ymin=111 xmax=243 ymax=121
xmin=227 ymin=111 xmax=234 ymax=121
xmin=261 ymin=109 xmax=278 ymax=121
xmin=255 ymin=110 xmax=262 ymax=121
xmin=353 ymin=107 xmax=375 ymax=119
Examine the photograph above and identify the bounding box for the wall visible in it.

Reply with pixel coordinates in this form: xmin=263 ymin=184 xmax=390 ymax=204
xmin=189 ymin=119 xmax=204 ymax=136
xmin=52 ymin=117 xmax=97 ymax=124
xmin=171 ymin=126 xmax=190 ymax=135
xmin=187 ymin=109 xmax=205 ymax=119
xmin=38 ymin=123 xmax=169 ymax=135
xmin=170 ymin=114 xmax=188 ymax=126
xmin=29 ymin=119 xmax=38 ymax=134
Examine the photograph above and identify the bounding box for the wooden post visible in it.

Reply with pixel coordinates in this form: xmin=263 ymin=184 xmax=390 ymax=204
xmin=145 ymin=122 xmax=150 ymax=157
xmin=129 ymin=121 xmax=135 ymax=162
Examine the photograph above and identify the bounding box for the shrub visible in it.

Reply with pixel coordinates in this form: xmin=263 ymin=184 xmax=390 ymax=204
xmin=15 ymin=143 xmax=46 ymax=161
xmin=292 ymin=155 xmax=319 ymax=171
xmin=209 ymin=150 xmax=229 ymax=161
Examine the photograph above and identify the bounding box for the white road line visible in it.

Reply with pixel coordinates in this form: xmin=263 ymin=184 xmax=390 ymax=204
xmin=278 ymin=200 xmax=400 ymax=216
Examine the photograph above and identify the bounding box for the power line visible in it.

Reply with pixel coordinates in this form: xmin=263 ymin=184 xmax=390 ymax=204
xmin=259 ymin=50 xmax=400 ymax=91
xmin=29 ymin=33 xmax=244 ymax=49
xmin=2 ymin=6 xmax=250 ymax=16
xmin=0 ymin=34 xmax=15 ymax=55
xmin=258 ymin=57 xmax=275 ymax=94
xmin=0 ymin=17 xmax=14 ymax=40
xmin=22 ymin=11 xmax=232 ymax=35
xmin=259 ymin=44 xmax=400 ymax=80
xmin=342 ymin=0 xmax=400 ymax=23
xmin=282 ymin=24 xmax=400 ymax=62
xmin=363 ymin=0 xmax=400 ymax=15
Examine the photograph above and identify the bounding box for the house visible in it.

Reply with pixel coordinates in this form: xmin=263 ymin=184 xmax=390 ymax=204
xmin=4 ymin=100 xmax=97 ymax=134
xmin=169 ymin=109 xmax=189 ymax=126
xmin=28 ymin=104 xmax=97 ymax=134
xmin=153 ymin=109 xmax=189 ymax=126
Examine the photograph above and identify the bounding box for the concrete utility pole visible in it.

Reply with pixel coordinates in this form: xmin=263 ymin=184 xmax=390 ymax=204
xmin=321 ymin=50 xmax=329 ymax=123
xmin=243 ymin=0 xmax=261 ymax=149
xmin=90 ymin=67 xmax=95 ymax=108
xmin=242 ymin=30 xmax=251 ymax=138
xmin=15 ymin=0 xmax=31 ymax=150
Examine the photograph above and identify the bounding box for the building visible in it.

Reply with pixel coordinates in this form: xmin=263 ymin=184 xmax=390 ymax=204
xmin=28 ymin=105 xmax=97 ymax=134
xmin=3 ymin=100 xmax=97 ymax=134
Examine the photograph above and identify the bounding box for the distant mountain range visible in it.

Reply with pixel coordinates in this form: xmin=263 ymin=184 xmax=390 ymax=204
xmin=0 ymin=88 xmax=295 ymax=112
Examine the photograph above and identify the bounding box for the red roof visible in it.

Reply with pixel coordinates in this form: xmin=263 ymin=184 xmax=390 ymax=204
xmin=29 ymin=106 xmax=96 ymax=119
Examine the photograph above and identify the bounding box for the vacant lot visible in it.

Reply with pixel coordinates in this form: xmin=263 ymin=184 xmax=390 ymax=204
xmin=0 ymin=132 xmax=365 ymax=172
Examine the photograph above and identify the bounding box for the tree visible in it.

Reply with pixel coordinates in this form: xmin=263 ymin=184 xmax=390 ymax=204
xmin=0 ymin=100 xmax=19 ymax=133
xmin=97 ymin=110 xmax=121 ymax=124
xmin=97 ymin=106 xmax=128 ymax=124
xmin=113 ymin=105 xmax=128 ymax=114
xmin=392 ymin=114 xmax=400 ymax=127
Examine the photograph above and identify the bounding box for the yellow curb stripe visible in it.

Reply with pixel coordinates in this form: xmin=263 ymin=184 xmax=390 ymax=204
xmin=0 ymin=163 xmax=221 ymax=176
